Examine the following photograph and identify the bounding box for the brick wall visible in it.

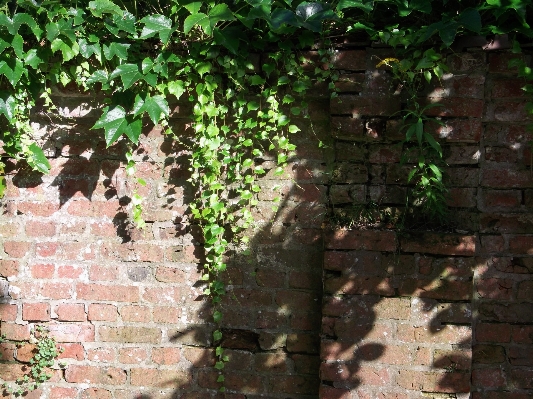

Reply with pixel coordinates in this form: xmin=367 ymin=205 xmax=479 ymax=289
xmin=321 ymin=49 xmax=533 ymax=398
xmin=1 ymin=45 xmax=533 ymax=399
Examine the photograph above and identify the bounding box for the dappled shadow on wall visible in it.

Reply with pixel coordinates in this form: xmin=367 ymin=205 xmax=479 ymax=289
xmin=0 ymin=97 xmax=330 ymax=398
xmin=320 ymin=231 xmax=475 ymax=398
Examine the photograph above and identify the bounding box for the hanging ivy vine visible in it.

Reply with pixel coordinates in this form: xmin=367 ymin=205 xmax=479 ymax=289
xmin=1 ymin=0 xmax=532 ymax=392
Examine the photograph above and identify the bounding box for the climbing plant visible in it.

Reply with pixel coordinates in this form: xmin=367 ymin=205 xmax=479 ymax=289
xmin=0 ymin=0 xmax=532 ymax=392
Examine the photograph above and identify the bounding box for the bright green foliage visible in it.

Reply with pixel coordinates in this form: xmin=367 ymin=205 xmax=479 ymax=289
xmin=0 ymin=0 xmax=532 ymax=392
xmin=2 ymin=326 xmax=62 ymax=396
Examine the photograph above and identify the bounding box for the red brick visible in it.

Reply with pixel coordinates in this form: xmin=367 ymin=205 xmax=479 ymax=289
xmin=130 ymin=368 xmax=190 ymax=388
xmin=423 ymin=98 xmax=484 ymax=118
xmin=120 ymin=305 xmax=151 ymax=322
xmin=58 ymin=343 xmax=85 ymax=360
xmin=0 ymin=259 xmax=19 ymax=277
xmin=25 ymin=220 xmax=56 ymax=237
xmin=48 ymin=323 xmax=95 ymax=342
xmin=482 ymin=189 xmax=522 ymax=209
xmin=41 ymin=282 xmax=72 ymax=299
xmin=275 ymin=290 xmax=320 ymax=311
xmin=87 ymin=347 xmax=115 ymax=362
xmin=325 ymin=229 xmax=396 ymax=251
xmin=472 ymin=368 xmax=506 ymax=389
xmin=319 ymin=385 xmax=351 ymax=399
xmin=397 ymin=369 xmax=469 ymax=393
xmin=17 ymin=201 xmax=60 ymax=216
xmin=512 ymin=325 xmax=533 ymax=343
xmin=331 ymin=95 xmax=400 ymax=117
xmin=22 ymin=303 xmax=50 ymax=321
xmin=56 ymin=303 xmax=87 ymax=321
xmin=517 ymin=280 xmax=533 ymax=301
xmin=447 ymin=187 xmax=477 ymax=208
xmin=287 ymin=333 xmax=319 ymax=354
xmin=489 ymin=53 xmax=525 ymax=73
xmin=118 ymin=347 xmax=148 ymax=363
xmin=0 ymin=304 xmax=17 ymax=321
xmin=142 ymin=286 xmax=181 ymax=304
xmin=331 ymin=50 xmax=366 ymax=70
xmin=270 ymin=374 xmax=318 ymax=394
xmin=182 ymin=347 xmax=216 ymax=367
xmin=98 ymin=326 xmax=161 ymax=344
xmin=331 ymin=116 xmax=370 ymax=141
xmin=155 ymin=266 xmax=187 ymax=283
xmin=67 ymin=200 xmax=121 ymax=218
xmin=510 ymin=368 xmax=533 ymax=389
xmin=65 ymin=365 xmax=127 ymax=385
xmin=77 ymin=283 xmax=139 ymax=302
xmin=476 ymin=278 xmax=514 ymax=300
xmin=30 ymin=263 xmax=54 ymax=278
xmin=57 ymin=265 xmax=83 ymax=279
xmin=492 ymin=101 xmax=532 ymax=122
xmin=152 ymin=306 xmax=180 ymax=323
xmin=49 ymin=387 xmax=79 ymax=399
xmin=35 ymin=242 xmax=59 ymax=257
xmin=3 ymin=241 xmax=31 ymax=258
xmin=89 ymin=265 xmax=119 ymax=281
xmin=400 ymin=233 xmax=476 ymax=256
xmin=509 ymin=236 xmax=533 ymax=254
xmin=152 ymin=347 xmax=181 ymax=365
xmin=1 ymin=323 xmax=30 ymax=340
xmin=80 ymin=388 xmax=112 ymax=399
xmin=476 ymin=322 xmax=512 ymax=343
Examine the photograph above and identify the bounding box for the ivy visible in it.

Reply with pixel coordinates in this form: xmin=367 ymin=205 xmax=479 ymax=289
xmin=1 ymin=0 xmax=533 ymax=394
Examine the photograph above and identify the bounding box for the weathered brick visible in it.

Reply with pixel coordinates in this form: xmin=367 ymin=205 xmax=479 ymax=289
xmin=56 ymin=303 xmax=87 ymax=321
xmin=22 ymin=303 xmax=50 ymax=321
xmin=130 ymin=368 xmax=190 ymax=388
xmin=400 ymin=233 xmax=476 ymax=256
xmin=88 ymin=304 xmax=118 ymax=321
xmin=65 ymin=365 xmax=127 ymax=385
xmin=98 ymin=326 xmax=162 ymax=344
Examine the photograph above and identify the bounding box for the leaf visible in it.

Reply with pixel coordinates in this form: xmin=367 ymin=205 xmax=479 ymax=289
xmin=92 ymin=106 xmax=128 ymax=146
xmin=213 ymin=330 xmax=222 ymax=341
xmin=140 ymin=14 xmax=173 ymax=44
xmin=288 ymin=125 xmax=300 ymax=133
xmin=0 ymin=175 xmax=5 ymax=198
xmin=415 ymin=118 xmax=423 ymax=145
xmin=213 ymin=311 xmax=222 ymax=323
xmin=184 ymin=13 xmax=208 ymax=35
xmin=123 ymin=117 xmax=142 ymax=144
xmin=103 ymin=42 xmax=130 ymax=60
xmin=11 ymin=34 xmax=24 ymax=59
xmin=336 ymin=0 xmax=373 ymax=13
xmin=87 ymin=70 xmax=108 ymax=85
xmin=27 ymin=143 xmax=50 ymax=174
xmin=51 ymin=38 xmax=80 ymax=62
xmin=0 ymin=94 xmax=16 ymax=121
xmin=269 ymin=8 xmax=297 ymax=30
xmin=88 ymin=0 xmax=123 ymax=17
xmin=184 ymin=2 xmax=203 ymax=14
xmin=133 ymin=94 xmax=170 ymax=125
xmin=458 ymin=8 xmax=481 ymax=33
xmin=250 ymin=75 xmax=265 ymax=85
xmin=423 ymin=132 xmax=443 ymax=157
xmin=108 ymin=12 xmax=137 ymax=36
xmin=168 ymin=80 xmax=185 ymax=99
xmin=79 ymin=39 xmax=102 ymax=62
xmin=109 ymin=63 xmax=142 ymax=90
xmin=0 ymin=58 xmax=24 ymax=86
xmin=213 ymin=27 xmax=240 ymax=54
xmin=438 ymin=21 xmax=459 ymax=47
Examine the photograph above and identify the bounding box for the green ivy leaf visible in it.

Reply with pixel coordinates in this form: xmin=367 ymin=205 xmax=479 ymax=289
xmin=92 ymin=105 xmax=129 ymax=146
xmin=168 ymin=80 xmax=185 ymax=100
xmin=0 ymin=58 xmax=24 ymax=86
xmin=0 ymin=94 xmax=16 ymax=121
xmin=105 ymin=11 xmax=137 ymax=36
xmin=79 ymin=39 xmax=102 ymax=62
xmin=213 ymin=330 xmax=222 ymax=341
xmin=87 ymin=70 xmax=108 ymax=85
xmin=184 ymin=13 xmax=209 ymax=35
xmin=213 ymin=27 xmax=240 ymax=54
xmin=11 ymin=34 xmax=24 ymax=59
xmin=140 ymin=15 xmax=173 ymax=44
xmin=184 ymin=2 xmax=203 ymax=14
xmin=458 ymin=8 xmax=481 ymax=33
xmin=24 ymin=49 xmax=43 ymax=69
xmin=26 ymin=143 xmax=51 ymax=174
xmin=103 ymin=42 xmax=130 ymax=61
xmin=88 ymin=0 xmax=123 ymax=17
xmin=133 ymin=94 xmax=170 ymax=125
xmin=109 ymin=63 xmax=142 ymax=90
xmin=51 ymin=38 xmax=80 ymax=62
